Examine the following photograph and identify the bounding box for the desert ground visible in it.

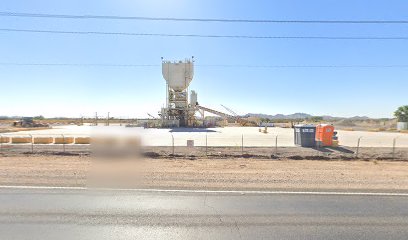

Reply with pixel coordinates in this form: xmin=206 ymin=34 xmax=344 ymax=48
xmin=1 ymin=124 xmax=407 ymax=191
xmin=1 ymin=154 xmax=408 ymax=192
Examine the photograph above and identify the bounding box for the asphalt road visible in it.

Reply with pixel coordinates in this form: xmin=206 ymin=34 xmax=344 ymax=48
xmin=1 ymin=188 xmax=408 ymax=239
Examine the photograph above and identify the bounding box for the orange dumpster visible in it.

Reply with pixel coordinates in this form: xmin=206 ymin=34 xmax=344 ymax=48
xmin=315 ymin=124 xmax=335 ymax=147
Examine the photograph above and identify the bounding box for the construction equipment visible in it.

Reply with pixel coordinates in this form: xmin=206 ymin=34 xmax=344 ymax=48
xmin=220 ymin=104 xmax=253 ymax=126
xmin=221 ymin=104 xmax=239 ymax=117
xmin=197 ymin=105 xmax=235 ymax=120
xmin=197 ymin=105 xmax=256 ymax=126
xmin=12 ymin=117 xmax=49 ymax=128
xmin=147 ymin=113 xmax=158 ymax=120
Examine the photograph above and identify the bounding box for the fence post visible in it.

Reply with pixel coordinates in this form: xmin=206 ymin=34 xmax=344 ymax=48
xmin=356 ymin=137 xmax=362 ymax=158
xmin=74 ymin=172 xmax=78 ymax=186
xmin=241 ymin=134 xmax=244 ymax=155
xmin=171 ymin=134 xmax=174 ymax=156
xmin=392 ymin=137 xmax=398 ymax=159
xmin=205 ymin=133 xmax=208 ymax=156
xmin=275 ymin=135 xmax=278 ymax=154
xmin=29 ymin=134 xmax=33 ymax=153
xmin=62 ymin=134 xmax=66 ymax=153
xmin=0 ymin=135 xmax=3 ymax=152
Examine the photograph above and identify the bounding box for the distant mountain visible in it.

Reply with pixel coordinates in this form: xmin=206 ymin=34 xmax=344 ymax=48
xmin=348 ymin=116 xmax=371 ymax=120
xmin=322 ymin=116 xmax=372 ymax=121
xmin=244 ymin=113 xmax=371 ymax=120
xmin=244 ymin=113 xmax=313 ymax=119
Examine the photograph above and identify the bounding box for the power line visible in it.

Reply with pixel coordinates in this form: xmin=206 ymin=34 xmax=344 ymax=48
xmin=0 ymin=63 xmax=158 ymax=67
xmin=198 ymin=64 xmax=408 ymax=68
xmin=1 ymin=28 xmax=408 ymax=40
xmin=2 ymin=62 xmax=408 ymax=68
xmin=1 ymin=11 xmax=407 ymax=24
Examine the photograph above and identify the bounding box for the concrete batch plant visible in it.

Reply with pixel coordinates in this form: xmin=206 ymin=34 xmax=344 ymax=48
xmin=159 ymin=57 xmax=198 ymax=127
xmin=158 ymin=57 xmax=254 ymax=128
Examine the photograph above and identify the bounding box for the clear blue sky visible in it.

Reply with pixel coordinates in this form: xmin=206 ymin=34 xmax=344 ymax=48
xmin=1 ymin=0 xmax=407 ymax=118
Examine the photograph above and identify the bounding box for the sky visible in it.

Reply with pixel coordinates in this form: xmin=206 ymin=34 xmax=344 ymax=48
xmin=0 ymin=0 xmax=407 ymax=118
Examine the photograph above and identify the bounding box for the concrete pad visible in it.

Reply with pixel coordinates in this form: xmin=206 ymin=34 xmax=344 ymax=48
xmin=2 ymin=125 xmax=408 ymax=148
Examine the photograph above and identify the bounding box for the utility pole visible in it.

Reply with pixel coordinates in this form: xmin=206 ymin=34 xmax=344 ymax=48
xmin=107 ymin=112 xmax=110 ymax=126
xmin=95 ymin=112 xmax=98 ymax=126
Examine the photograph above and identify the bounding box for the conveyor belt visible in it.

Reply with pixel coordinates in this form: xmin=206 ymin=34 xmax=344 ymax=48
xmin=196 ymin=105 xmax=236 ymax=119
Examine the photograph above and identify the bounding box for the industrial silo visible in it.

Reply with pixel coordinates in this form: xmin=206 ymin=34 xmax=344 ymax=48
xmin=160 ymin=58 xmax=197 ymax=127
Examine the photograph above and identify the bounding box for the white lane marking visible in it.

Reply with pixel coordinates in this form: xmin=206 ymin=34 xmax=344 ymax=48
xmin=1 ymin=185 xmax=408 ymax=196
xmin=0 ymin=185 xmax=87 ymax=190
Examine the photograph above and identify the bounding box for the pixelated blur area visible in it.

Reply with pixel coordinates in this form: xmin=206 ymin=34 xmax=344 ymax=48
xmin=88 ymin=130 xmax=147 ymax=188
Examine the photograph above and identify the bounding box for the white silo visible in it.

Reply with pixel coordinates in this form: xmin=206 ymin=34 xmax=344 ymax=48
xmin=160 ymin=58 xmax=198 ymax=127
xmin=162 ymin=60 xmax=194 ymax=92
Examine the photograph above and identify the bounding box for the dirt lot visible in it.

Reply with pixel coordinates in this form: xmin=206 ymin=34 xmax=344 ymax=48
xmin=144 ymin=146 xmax=408 ymax=160
xmin=1 ymin=154 xmax=407 ymax=192
xmin=1 ymin=144 xmax=407 ymax=160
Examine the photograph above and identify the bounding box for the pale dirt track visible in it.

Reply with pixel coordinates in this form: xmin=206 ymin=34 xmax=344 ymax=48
xmin=1 ymin=155 xmax=408 ymax=191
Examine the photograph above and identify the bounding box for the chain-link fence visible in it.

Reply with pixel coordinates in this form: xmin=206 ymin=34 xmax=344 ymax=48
xmin=1 ymin=132 xmax=407 ymax=160
xmin=145 ymin=132 xmax=408 ymax=160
